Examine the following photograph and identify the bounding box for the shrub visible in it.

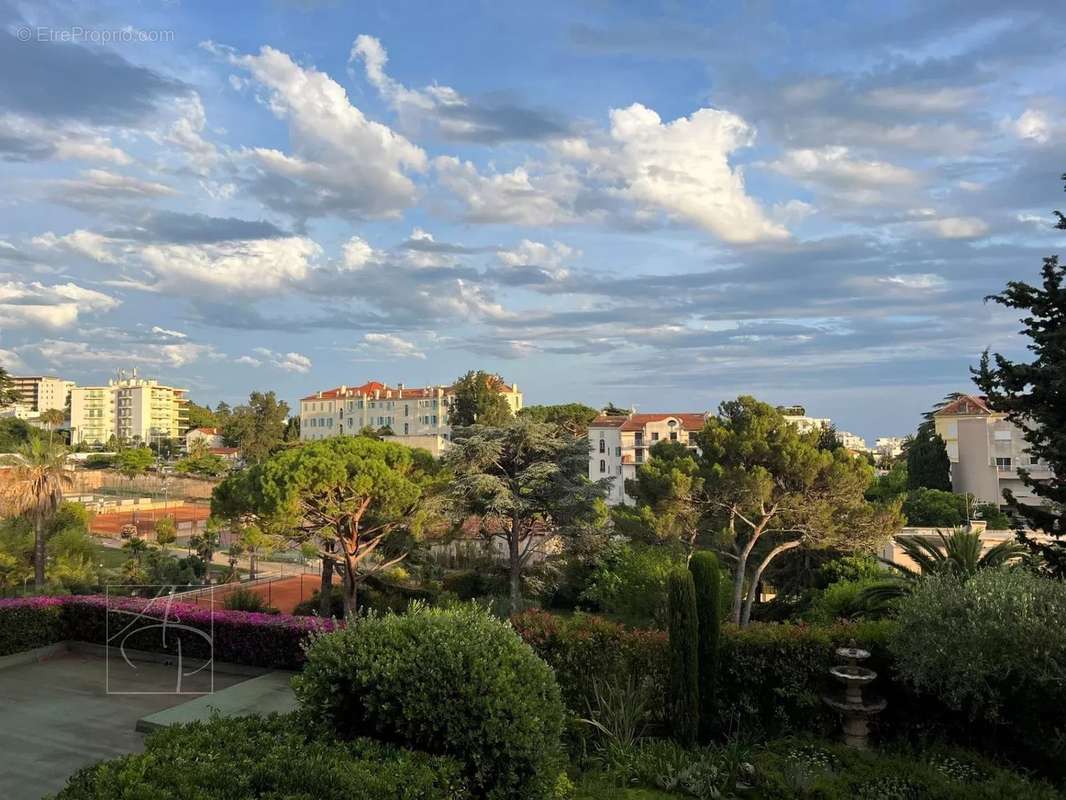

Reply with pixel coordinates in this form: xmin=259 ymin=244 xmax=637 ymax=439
xmin=667 ymin=569 xmax=699 ymax=746
xmin=222 ymin=586 xmax=277 ymax=614
xmin=511 ymin=609 xmax=668 ymax=717
xmin=442 ymin=569 xmax=490 ymax=600
xmin=803 ymin=578 xmax=882 ymax=623
xmin=581 ymin=542 xmax=682 ymax=626
xmin=902 ymin=487 xmax=967 ymax=527
xmin=60 ymin=595 xmax=333 ymax=669
xmin=891 ymin=570 xmax=1066 ymax=773
xmin=752 ymin=736 xmax=1061 ymax=800
xmin=689 ymin=551 xmax=721 ymax=741
xmin=0 ymin=596 xmax=65 ymax=656
xmin=294 ymin=603 xmax=567 ymax=800
xmin=52 ymin=713 xmax=468 ymax=800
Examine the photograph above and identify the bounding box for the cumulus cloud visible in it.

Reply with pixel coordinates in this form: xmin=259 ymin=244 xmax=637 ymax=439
xmin=0 ymin=280 xmax=119 ymax=329
xmin=33 ymin=339 xmax=214 ymax=368
xmin=1009 ymin=109 xmax=1051 ymax=143
xmin=252 ymin=347 xmax=312 ymax=372
xmin=33 ymin=229 xmax=120 ymax=263
xmin=361 ymin=332 xmax=426 ymax=359
xmin=219 ymin=43 xmax=427 ymax=221
xmin=495 ymin=239 xmax=574 ymax=283
xmin=765 ymin=146 xmax=919 ymax=204
xmin=0 ymin=113 xmax=130 ymax=164
xmin=350 ymin=34 xmax=568 ymax=143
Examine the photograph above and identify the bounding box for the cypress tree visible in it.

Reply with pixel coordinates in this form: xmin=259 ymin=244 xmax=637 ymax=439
xmin=667 ymin=568 xmax=699 ymax=746
xmin=689 ymin=551 xmax=721 ymax=740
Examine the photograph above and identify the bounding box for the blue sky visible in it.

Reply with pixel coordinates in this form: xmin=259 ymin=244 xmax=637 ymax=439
xmin=0 ymin=0 xmax=1062 ymax=441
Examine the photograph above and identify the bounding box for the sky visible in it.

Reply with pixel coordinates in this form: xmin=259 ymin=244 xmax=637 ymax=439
xmin=0 ymin=0 xmax=1063 ymax=442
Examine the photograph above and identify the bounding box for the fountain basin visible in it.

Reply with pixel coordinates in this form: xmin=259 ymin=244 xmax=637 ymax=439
xmin=829 ymin=665 xmax=877 ymax=685
xmin=836 ymin=646 xmax=870 ymax=661
xmin=824 ymin=694 xmax=887 ymax=715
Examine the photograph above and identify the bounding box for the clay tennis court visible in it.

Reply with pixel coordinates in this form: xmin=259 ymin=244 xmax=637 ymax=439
xmin=182 ymin=573 xmax=321 ymax=615
xmin=90 ymin=505 xmax=211 ymax=537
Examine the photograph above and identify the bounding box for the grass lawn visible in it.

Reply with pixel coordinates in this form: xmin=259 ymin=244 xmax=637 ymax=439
xmin=92 ymin=544 xmax=127 ymax=569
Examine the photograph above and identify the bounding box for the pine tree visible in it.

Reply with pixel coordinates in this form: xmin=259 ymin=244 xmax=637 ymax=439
xmin=689 ymin=551 xmax=721 ymax=741
xmin=973 ymin=173 xmax=1066 ymax=573
xmin=667 ymin=568 xmax=700 ymax=747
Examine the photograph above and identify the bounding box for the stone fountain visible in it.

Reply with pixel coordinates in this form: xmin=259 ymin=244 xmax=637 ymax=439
xmin=822 ymin=639 xmax=886 ymax=749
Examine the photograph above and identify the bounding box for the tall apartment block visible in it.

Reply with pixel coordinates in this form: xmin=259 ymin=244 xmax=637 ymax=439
xmin=69 ymin=377 xmax=188 ymax=446
xmin=8 ymin=375 xmax=74 ymax=414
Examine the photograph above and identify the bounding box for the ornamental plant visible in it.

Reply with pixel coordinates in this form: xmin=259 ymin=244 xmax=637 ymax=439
xmin=689 ymin=551 xmax=721 ymax=741
xmin=294 ymin=602 xmax=566 ymax=800
xmin=666 ymin=568 xmax=699 ymax=746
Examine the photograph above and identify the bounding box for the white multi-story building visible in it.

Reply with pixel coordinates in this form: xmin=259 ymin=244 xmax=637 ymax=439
xmin=299 ymin=379 xmax=523 ymax=454
xmin=874 ymin=436 xmax=906 ymax=463
xmin=70 ymin=376 xmax=188 ymax=447
xmin=836 ymin=430 xmax=867 ymax=452
xmin=186 ymin=426 xmax=224 ymax=450
xmin=933 ymin=393 xmax=1053 ymax=506
xmin=588 ymin=412 xmax=709 ymax=505
xmin=778 ymin=405 xmax=831 ymax=435
xmin=7 ymin=375 xmax=74 ymax=415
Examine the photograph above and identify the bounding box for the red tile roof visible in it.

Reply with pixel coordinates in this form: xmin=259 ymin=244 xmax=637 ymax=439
xmin=933 ymin=394 xmax=993 ymax=417
xmin=589 ymin=412 xmax=708 ymax=431
xmin=189 ymin=427 xmax=219 ymax=435
xmin=301 ymin=380 xmax=517 ymax=402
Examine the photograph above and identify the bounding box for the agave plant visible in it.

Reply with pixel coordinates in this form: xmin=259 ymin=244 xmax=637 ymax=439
xmin=858 ymin=528 xmax=1025 ymax=613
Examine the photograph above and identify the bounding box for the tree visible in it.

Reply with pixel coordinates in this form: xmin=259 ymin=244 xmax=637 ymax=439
xmin=174 ymin=439 xmax=228 ymax=477
xmin=186 ymin=401 xmax=222 ymax=430
xmin=0 ymin=367 xmax=19 ymax=407
xmin=0 ymin=418 xmax=40 ymax=453
xmin=218 ymin=437 xmax=427 ymax=617
xmin=902 ymin=487 xmax=968 ymax=527
xmin=601 ymin=402 xmax=629 ymax=417
xmin=614 ymin=440 xmax=705 ymax=551
xmin=689 ymin=551 xmax=721 ymax=742
xmin=666 ymin=569 xmax=699 ymax=746
xmin=973 ymin=174 xmax=1066 ymax=573
xmin=222 ymin=391 xmax=290 ymax=464
xmin=445 ymin=418 xmax=608 ymax=612
xmin=114 ymin=447 xmax=154 ymax=490
xmin=816 ymin=423 xmax=842 ymax=453
xmin=283 ymin=415 xmax=301 ymax=442
xmin=154 ymin=516 xmax=177 ymax=554
xmin=518 ymin=403 xmax=599 ymax=435
xmin=904 ymin=428 xmax=952 ymax=491
xmin=698 ymin=397 xmax=902 ymax=626
xmin=449 ymin=371 xmax=513 ymax=427
xmin=38 ymin=408 xmax=65 ymax=446
xmin=0 ymin=440 xmax=75 ymax=588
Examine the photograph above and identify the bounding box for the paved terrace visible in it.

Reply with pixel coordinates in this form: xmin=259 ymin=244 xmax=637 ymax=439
xmin=0 ymin=649 xmax=294 ymax=799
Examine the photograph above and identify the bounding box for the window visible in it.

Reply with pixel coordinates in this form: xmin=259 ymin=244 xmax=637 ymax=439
xmin=635 ymin=433 xmax=643 ymax=445
xmin=404 ymin=423 xmax=409 ymax=435
xmin=617 ymin=466 xmax=622 ymax=475
xmin=635 ymin=448 xmax=644 ymax=464
xmin=1030 ymin=455 xmax=1040 ymax=466
xmin=651 ymin=432 xmax=659 ymax=441
xmin=599 ymin=439 xmax=605 ymax=453
xmin=615 ymin=446 xmax=621 ymax=457
xmin=995 ymin=457 xmax=1012 ymax=469
xmin=670 ymin=432 xmax=678 ymax=441
xmin=599 ymin=459 xmax=606 ymax=473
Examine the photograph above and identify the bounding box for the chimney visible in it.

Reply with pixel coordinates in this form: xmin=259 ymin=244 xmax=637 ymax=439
xmin=340 ymin=384 xmax=347 ymax=393
xmin=398 ymin=382 xmax=405 ymax=390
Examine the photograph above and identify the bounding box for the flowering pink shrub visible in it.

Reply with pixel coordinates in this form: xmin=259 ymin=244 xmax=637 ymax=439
xmin=0 ymin=595 xmax=337 ymax=669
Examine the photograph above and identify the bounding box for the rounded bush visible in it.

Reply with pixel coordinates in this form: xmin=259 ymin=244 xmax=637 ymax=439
xmin=293 ymin=602 xmax=567 ymax=800
xmin=53 ymin=714 xmax=467 ymax=800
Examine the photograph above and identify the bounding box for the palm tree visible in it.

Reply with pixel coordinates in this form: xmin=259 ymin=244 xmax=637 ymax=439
xmin=859 ymin=528 xmax=1025 ymax=611
xmin=38 ymin=408 xmax=66 ymax=446
xmin=0 ymin=440 xmax=75 ymax=589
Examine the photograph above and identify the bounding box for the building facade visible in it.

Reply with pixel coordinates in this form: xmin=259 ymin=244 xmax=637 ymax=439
xmin=778 ymin=405 xmax=832 ymax=435
xmin=7 ymin=375 xmax=73 ymax=415
xmin=298 ymin=379 xmax=523 ymax=447
xmin=186 ymin=427 xmax=224 ymax=450
xmin=836 ymin=430 xmax=867 ymax=453
xmin=70 ymin=377 xmax=188 ymax=447
xmin=933 ymin=394 xmax=1052 ymax=505
xmin=588 ymin=412 xmax=709 ymax=505
xmin=874 ymin=436 xmax=906 ymax=463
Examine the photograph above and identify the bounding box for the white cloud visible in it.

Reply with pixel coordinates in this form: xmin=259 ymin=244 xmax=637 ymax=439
xmin=0 ymin=348 xmax=26 ymax=371
xmin=33 ymin=229 xmax=119 ymax=263
xmin=0 ymin=280 xmax=119 ymax=329
xmin=137 ymin=236 xmax=322 ymax=293
xmin=252 ymin=347 xmax=312 ymax=372
xmin=160 ymin=94 xmax=220 ymax=176
xmin=597 ymin=103 xmax=787 ymax=242
xmin=865 ymin=86 xmax=977 ymax=113
xmin=434 ymin=156 xmax=582 ymax=226
xmin=151 ymin=326 xmax=187 ymax=339
xmin=0 ymin=113 xmax=131 ymax=164
xmin=1010 ymin=109 xmax=1050 ymax=143
xmin=496 ymin=239 xmax=574 ymax=281
xmin=362 ymin=332 xmax=426 ymax=359
xmin=341 ymin=236 xmax=377 ymax=269
xmin=223 ymin=44 xmax=427 ymax=220
xmin=917 ymin=216 xmax=989 ymax=239
xmin=767 ymin=146 xmax=918 ymax=189
xmin=34 ymin=339 xmax=213 ymax=368
xmin=880 ymin=273 xmax=947 ymax=290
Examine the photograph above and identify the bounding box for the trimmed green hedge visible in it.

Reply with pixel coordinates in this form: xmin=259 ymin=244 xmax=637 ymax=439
xmin=295 ymin=603 xmax=567 ymax=800
xmin=0 ymin=597 xmax=65 ymax=656
xmin=51 ymin=714 xmax=468 ymax=800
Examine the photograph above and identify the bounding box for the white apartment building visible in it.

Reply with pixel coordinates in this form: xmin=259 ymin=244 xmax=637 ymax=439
xmin=7 ymin=375 xmax=73 ymax=415
xmin=933 ymin=394 xmax=1052 ymax=506
xmin=588 ymin=412 xmax=709 ymax=506
xmin=874 ymin=436 xmax=906 ymax=463
xmin=778 ymin=405 xmax=831 ymax=435
xmin=836 ymin=430 xmax=867 ymax=452
xmin=299 ymin=379 xmax=523 ymax=453
xmin=70 ymin=377 xmax=188 ymax=447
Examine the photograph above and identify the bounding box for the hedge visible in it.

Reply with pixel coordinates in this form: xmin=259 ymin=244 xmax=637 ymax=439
xmin=53 ymin=713 xmax=468 ymax=800
xmin=0 ymin=595 xmax=335 ymax=670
